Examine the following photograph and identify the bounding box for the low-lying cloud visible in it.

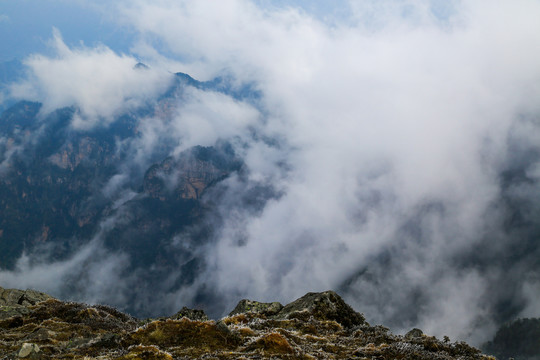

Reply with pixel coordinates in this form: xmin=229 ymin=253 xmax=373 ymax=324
xmin=1 ymin=0 xmax=540 ymax=347
xmin=9 ymin=28 xmax=173 ymax=130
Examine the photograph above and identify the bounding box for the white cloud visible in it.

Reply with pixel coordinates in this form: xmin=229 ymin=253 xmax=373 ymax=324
xmin=0 ymin=14 xmax=9 ymax=23
xmin=10 ymin=28 xmax=174 ymax=129
xmin=170 ymin=87 xmax=259 ymax=153
xmin=0 ymin=239 xmax=133 ymax=307
xmin=112 ymin=0 xmax=540 ymax=343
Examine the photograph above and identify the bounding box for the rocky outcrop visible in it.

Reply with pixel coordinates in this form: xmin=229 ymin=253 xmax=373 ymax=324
xmin=229 ymin=299 xmax=284 ymax=316
xmin=0 ymin=287 xmax=53 ymax=307
xmin=169 ymin=306 xmax=209 ymax=321
xmin=0 ymin=287 xmax=54 ymax=321
xmin=228 ymin=291 xmax=366 ymax=329
xmin=274 ymin=290 xmax=366 ymax=328
xmin=0 ymin=288 xmax=493 ymax=359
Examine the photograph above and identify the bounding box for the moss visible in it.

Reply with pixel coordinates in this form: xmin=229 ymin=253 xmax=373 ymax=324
xmin=422 ymin=337 xmax=440 ymax=352
xmin=127 ymin=319 xmax=238 ymax=351
xmin=236 ymin=327 xmax=256 ymax=337
xmin=76 ymin=308 xmax=101 ymax=319
xmin=116 ymin=345 xmax=173 ymax=360
xmin=0 ymin=289 xmax=492 ymax=360
xmin=252 ymin=332 xmax=294 ymax=354
xmin=300 ymin=323 xmax=318 ymax=335
xmin=222 ymin=314 xmax=249 ymax=325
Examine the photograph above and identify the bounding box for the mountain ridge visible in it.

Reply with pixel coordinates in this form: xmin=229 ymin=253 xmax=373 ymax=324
xmin=0 ymin=286 xmax=493 ymax=360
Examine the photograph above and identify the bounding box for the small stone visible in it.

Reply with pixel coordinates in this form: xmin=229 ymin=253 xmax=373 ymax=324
xmin=18 ymin=343 xmax=40 ymax=358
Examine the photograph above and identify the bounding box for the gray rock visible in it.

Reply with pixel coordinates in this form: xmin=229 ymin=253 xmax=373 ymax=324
xmin=24 ymin=328 xmax=55 ymax=341
xmin=229 ymin=299 xmax=284 ymax=317
xmin=405 ymin=328 xmax=424 ymax=339
xmin=216 ymin=320 xmax=232 ymax=334
xmin=170 ymin=306 xmax=209 ymax=321
xmin=0 ymin=286 xmax=53 ymax=307
xmin=275 ymin=291 xmax=366 ymax=328
xmin=18 ymin=343 xmax=40 ymax=359
xmin=0 ymin=306 xmax=29 ymax=320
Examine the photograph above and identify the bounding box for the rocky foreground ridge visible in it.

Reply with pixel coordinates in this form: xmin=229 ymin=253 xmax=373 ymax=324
xmin=0 ymin=286 xmax=493 ymax=360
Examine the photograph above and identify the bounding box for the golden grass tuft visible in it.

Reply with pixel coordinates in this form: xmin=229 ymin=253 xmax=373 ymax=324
xmin=128 ymin=319 xmax=238 ymax=351
xmin=222 ymin=314 xmax=249 ymax=325
xmin=116 ymin=344 xmax=173 ymax=360
xmin=237 ymin=327 xmax=256 ymax=337
xmin=254 ymin=332 xmax=294 ymax=354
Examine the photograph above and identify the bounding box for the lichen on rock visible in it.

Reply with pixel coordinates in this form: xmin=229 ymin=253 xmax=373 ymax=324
xmin=0 ymin=286 xmax=54 ymax=321
xmin=169 ymin=306 xmax=208 ymax=322
xmin=229 ymin=299 xmax=284 ymax=317
xmin=275 ymin=290 xmax=366 ymax=328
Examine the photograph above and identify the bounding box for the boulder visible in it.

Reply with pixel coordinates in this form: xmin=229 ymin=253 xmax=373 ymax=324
xmin=405 ymin=328 xmax=424 ymax=339
xmin=0 ymin=286 xmax=54 ymax=307
xmin=0 ymin=286 xmax=54 ymax=320
xmin=0 ymin=306 xmax=29 ymax=321
xmin=276 ymin=291 xmax=366 ymax=328
xmin=229 ymin=299 xmax=283 ymax=317
xmin=170 ymin=306 xmax=209 ymax=321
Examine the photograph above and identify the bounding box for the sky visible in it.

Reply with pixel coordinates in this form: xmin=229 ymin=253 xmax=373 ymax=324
xmin=1 ymin=0 xmax=540 ymax=347
xmin=0 ymin=0 xmax=134 ymax=62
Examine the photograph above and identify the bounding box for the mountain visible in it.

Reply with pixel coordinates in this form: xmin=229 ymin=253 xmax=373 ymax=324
xmin=0 ymin=72 xmax=251 ymax=317
xmin=0 ymin=286 xmax=491 ymax=359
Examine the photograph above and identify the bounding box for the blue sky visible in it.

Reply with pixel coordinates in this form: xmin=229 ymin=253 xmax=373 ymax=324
xmin=0 ymin=1 xmax=310 ymax=62
xmin=0 ymin=0 xmax=458 ymax=63
xmin=0 ymin=0 xmax=349 ymax=62
xmin=0 ymin=0 xmax=133 ymax=62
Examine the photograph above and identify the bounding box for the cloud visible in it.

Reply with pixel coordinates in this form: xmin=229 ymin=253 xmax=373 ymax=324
xmin=0 ymin=237 xmax=134 ymax=307
xmin=2 ymin=0 xmax=540 ymax=347
xmin=112 ymin=0 xmax=540 ymax=344
xmin=10 ymin=28 xmax=174 ymax=129
xmin=0 ymin=14 xmax=9 ymax=23
xmin=169 ymin=87 xmax=259 ymax=153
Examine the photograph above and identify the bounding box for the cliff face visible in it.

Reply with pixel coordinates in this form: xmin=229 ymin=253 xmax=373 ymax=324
xmin=143 ymin=145 xmax=242 ymax=201
xmin=0 ymin=80 xmax=243 ymax=318
xmin=0 ymin=72 xmax=244 ymax=273
xmin=0 ymin=287 xmax=492 ymax=360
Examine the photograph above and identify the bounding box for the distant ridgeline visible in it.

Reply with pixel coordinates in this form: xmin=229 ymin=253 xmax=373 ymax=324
xmin=0 ymin=286 xmax=495 ymax=359
xmin=0 ymin=72 xmax=256 ymax=316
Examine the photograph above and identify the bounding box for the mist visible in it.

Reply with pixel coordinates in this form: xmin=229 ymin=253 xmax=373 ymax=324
xmin=1 ymin=0 xmax=540 ymax=347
